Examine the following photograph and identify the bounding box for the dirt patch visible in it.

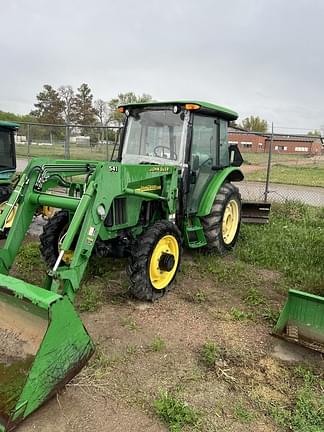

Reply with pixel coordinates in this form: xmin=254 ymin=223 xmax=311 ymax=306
xmin=0 ymin=300 xmax=47 ymax=358
xmin=0 ymin=329 xmax=27 ymax=363
xmin=8 ymin=251 xmax=324 ymax=432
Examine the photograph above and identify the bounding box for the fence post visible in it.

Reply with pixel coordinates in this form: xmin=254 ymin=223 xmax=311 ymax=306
xmin=264 ymin=122 xmax=273 ymax=202
xmin=27 ymin=123 xmax=31 ymax=159
xmin=65 ymin=125 xmax=70 ymax=159
xmin=106 ymin=127 xmax=109 ymax=161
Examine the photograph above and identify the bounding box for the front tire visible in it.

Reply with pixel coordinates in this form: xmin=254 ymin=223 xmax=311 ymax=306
xmin=40 ymin=210 xmax=72 ymax=267
xmin=201 ymin=182 xmax=241 ymax=255
xmin=128 ymin=221 xmax=182 ymax=301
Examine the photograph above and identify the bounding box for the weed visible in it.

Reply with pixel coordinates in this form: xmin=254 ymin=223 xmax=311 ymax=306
xmin=121 ymin=316 xmax=139 ymax=331
xmin=154 ymin=390 xmax=200 ymax=431
xmin=230 ymin=307 xmax=253 ymax=321
xmin=79 ymin=284 xmax=102 ymax=312
xmin=191 ymin=290 xmax=207 ymax=303
xmin=260 ymin=306 xmax=280 ymax=325
xmin=233 ymin=400 xmax=255 ymax=423
xmin=150 ymin=336 xmax=166 ymax=352
xmin=200 ymin=341 xmax=220 ymax=367
xmin=89 ymin=349 xmax=117 ymax=379
xmin=125 ymin=344 xmax=139 ymax=355
xmin=243 ymin=287 xmax=264 ymax=306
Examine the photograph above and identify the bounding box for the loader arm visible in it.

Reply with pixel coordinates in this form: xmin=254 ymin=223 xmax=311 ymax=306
xmin=0 ymin=158 xmax=178 ymax=432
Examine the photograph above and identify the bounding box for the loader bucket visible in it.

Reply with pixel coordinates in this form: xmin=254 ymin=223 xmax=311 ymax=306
xmin=273 ymin=289 xmax=324 ymax=354
xmin=0 ymin=274 xmax=95 ymax=432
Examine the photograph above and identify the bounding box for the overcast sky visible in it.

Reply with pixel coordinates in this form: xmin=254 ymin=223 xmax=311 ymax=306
xmin=1 ymin=0 xmax=323 ymax=132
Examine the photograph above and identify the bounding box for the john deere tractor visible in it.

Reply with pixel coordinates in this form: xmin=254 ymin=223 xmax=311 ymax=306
xmin=0 ymin=100 xmax=271 ymax=431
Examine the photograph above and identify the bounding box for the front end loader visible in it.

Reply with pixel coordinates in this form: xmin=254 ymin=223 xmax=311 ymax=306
xmin=0 ymin=100 xmax=270 ymax=430
xmin=273 ymin=290 xmax=324 ymax=354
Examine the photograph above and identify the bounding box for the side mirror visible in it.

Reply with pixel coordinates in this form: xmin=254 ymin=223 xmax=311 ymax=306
xmin=229 ymin=145 xmax=243 ymax=167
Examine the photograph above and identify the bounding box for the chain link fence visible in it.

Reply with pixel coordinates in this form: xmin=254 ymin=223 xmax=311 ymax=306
xmin=15 ymin=122 xmax=121 ymax=166
xmin=14 ymin=122 xmax=324 ymax=206
xmin=234 ymin=128 xmax=324 ymax=207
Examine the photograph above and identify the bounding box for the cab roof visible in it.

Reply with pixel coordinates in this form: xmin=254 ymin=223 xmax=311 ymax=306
xmin=0 ymin=121 xmax=19 ymax=130
xmin=118 ymin=100 xmax=238 ymax=121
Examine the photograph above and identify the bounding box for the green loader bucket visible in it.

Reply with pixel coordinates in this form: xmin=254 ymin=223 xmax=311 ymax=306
xmin=0 ymin=274 xmax=95 ymax=432
xmin=273 ymin=289 xmax=324 ymax=354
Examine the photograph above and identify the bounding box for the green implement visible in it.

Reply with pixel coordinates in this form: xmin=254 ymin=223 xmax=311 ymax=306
xmin=273 ymin=289 xmax=324 ymax=354
xmin=0 ymin=275 xmax=94 ymax=432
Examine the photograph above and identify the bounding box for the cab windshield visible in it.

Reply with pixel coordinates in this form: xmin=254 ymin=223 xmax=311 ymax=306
xmin=122 ymin=109 xmax=188 ymax=165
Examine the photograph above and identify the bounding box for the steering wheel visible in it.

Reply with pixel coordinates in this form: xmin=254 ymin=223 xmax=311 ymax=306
xmin=153 ymin=145 xmax=177 ymax=160
xmin=199 ymin=157 xmax=213 ymax=168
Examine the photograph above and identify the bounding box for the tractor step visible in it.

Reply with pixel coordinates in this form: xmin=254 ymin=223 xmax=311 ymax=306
xmin=273 ymin=289 xmax=324 ymax=354
xmin=241 ymin=201 xmax=271 ymax=224
xmin=185 ymin=220 xmax=207 ymax=248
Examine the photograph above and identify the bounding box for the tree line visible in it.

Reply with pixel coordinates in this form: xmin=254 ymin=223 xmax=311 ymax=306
xmin=1 ymin=86 xmax=321 ymax=137
xmin=30 ymin=84 xmax=152 ymax=127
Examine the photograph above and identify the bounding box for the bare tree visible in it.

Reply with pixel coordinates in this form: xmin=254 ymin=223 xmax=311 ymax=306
xmin=94 ymin=99 xmax=108 ymax=126
xmin=58 ymin=85 xmax=76 ymax=123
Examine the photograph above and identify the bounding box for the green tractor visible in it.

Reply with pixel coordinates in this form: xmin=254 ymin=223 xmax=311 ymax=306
xmin=0 ymin=121 xmax=18 ymax=204
xmin=0 ymin=100 xmax=270 ymax=431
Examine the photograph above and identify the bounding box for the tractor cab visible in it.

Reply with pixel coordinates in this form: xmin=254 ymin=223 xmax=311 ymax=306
xmin=118 ymin=101 xmax=242 ymax=170
xmin=118 ymin=101 xmax=244 ymax=215
xmin=0 ymin=121 xmax=18 ymax=179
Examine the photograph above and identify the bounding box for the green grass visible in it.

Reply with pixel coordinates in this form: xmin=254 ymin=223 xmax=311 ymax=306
xmin=16 ymin=143 xmax=116 ymax=161
xmin=235 ymin=202 xmax=324 ymax=295
xmin=245 ymin=164 xmax=324 ymax=187
xmin=154 ymin=390 xmax=200 ymax=431
xmin=269 ymin=367 xmax=324 ymax=431
xmin=243 ymin=152 xmax=306 ymax=165
xmin=14 ymin=241 xmax=46 ymax=285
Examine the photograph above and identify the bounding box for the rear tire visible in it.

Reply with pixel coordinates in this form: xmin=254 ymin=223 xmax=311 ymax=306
xmin=40 ymin=210 xmax=69 ymax=267
xmin=128 ymin=221 xmax=182 ymax=301
xmin=201 ymin=182 xmax=241 ymax=255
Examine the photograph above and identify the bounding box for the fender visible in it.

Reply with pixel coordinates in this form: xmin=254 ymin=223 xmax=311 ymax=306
xmin=197 ymin=167 xmax=244 ymax=217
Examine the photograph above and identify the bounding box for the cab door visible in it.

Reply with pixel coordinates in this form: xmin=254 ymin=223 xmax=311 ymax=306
xmin=187 ymin=115 xmax=219 ymax=214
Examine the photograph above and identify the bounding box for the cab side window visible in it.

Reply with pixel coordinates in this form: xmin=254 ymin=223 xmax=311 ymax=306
xmin=190 ymin=115 xmax=217 ymax=168
xmin=219 ymin=119 xmax=229 ymax=166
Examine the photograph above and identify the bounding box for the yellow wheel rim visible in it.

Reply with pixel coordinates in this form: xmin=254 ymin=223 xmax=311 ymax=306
xmin=149 ymin=235 xmax=179 ymax=289
xmin=222 ymin=199 xmax=239 ymax=245
xmin=0 ymin=202 xmax=18 ymax=228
